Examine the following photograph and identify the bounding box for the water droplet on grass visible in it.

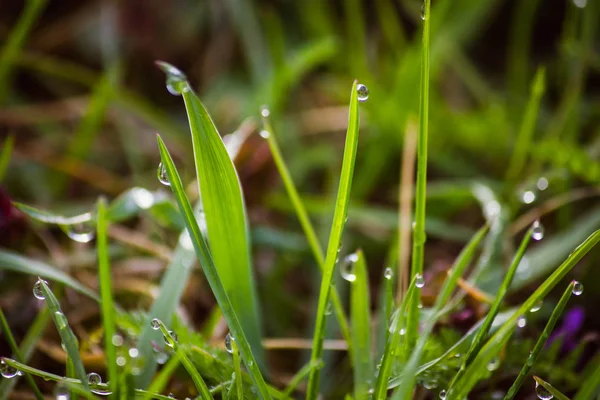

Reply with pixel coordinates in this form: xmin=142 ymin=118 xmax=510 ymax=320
xmin=163 ymin=330 xmax=178 ymax=347
xmin=356 ymin=84 xmax=369 ymax=102
xmin=65 ymin=223 xmax=95 ymax=243
xmin=573 ymin=0 xmax=587 ymax=8
xmin=225 ymin=333 xmax=234 ymax=353
xmin=33 ymin=279 xmax=48 ymax=300
xmin=572 ymin=281 xmax=583 ymax=296
xmin=535 ymin=382 xmax=554 ymax=400
xmin=87 ymin=372 xmax=102 ymax=385
xmin=324 ymin=302 xmax=333 ymax=315
xmin=150 ymin=318 xmax=161 ymax=330
xmin=340 ymin=253 xmax=359 ymax=282
xmin=0 ymin=360 xmax=18 ymax=378
xmin=54 ymin=383 xmax=70 ymax=400
xmin=156 ymin=61 xmax=189 ymax=96
xmin=259 ymin=130 xmax=270 ymax=139
xmin=260 ymin=105 xmax=270 ymax=118
xmin=439 ymin=389 xmax=447 ymax=399
xmin=487 ymin=357 xmax=500 ymax=371
xmin=517 ymin=315 xmax=527 ymax=328
xmin=420 ymin=4 xmax=426 ymax=20
xmin=129 ymin=348 xmax=139 ymax=358
xmin=157 ymin=162 xmax=170 ymax=186
xmin=116 ymin=356 xmax=126 ymax=366
xmin=521 ymin=190 xmax=536 ymax=204
xmin=415 ymin=273 xmax=425 ymax=288
xmin=384 ymin=267 xmax=393 ymax=279
xmin=112 ymin=334 xmax=123 ymax=346
xmin=532 ymin=221 xmax=544 ymax=240
xmin=54 ymin=312 xmax=68 ymax=329
xmin=537 ymin=177 xmax=549 ymax=191
xmin=530 ymin=301 xmax=543 ymax=312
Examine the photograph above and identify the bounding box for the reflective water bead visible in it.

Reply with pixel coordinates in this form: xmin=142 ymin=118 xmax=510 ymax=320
xmin=420 ymin=3 xmax=426 ymax=20
xmin=54 ymin=383 xmax=70 ymax=400
xmin=129 ymin=348 xmax=139 ymax=358
xmin=155 ymin=61 xmax=189 ymax=96
xmin=54 ymin=312 xmax=68 ymax=329
xmin=356 ymin=84 xmax=369 ymax=102
xmin=163 ymin=330 xmax=178 ymax=347
xmin=259 ymin=130 xmax=270 ymax=139
xmin=535 ymin=382 xmax=554 ymax=400
xmin=324 ymin=301 xmax=333 ymax=316
xmin=112 ymin=334 xmax=123 ymax=346
xmin=157 ymin=162 xmax=170 ymax=186
xmin=33 ymin=279 xmax=48 ymax=300
xmin=521 ymin=190 xmax=536 ymax=204
xmin=487 ymin=357 xmax=500 ymax=371
xmin=65 ymin=222 xmax=95 ymax=243
xmin=439 ymin=389 xmax=447 ymax=399
xmin=572 ymin=0 xmax=587 ymax=8
xmin=384 ymin=267 xmax=393 ymax=280
xmin=87 ymin=372 xmax=102 ymax=385
xmin=0 ymin=360 xmax=18 ymax=378
xmin=415 ymin=273 xmax=425 ymax=288
xmin=423 ymin=378 xmax=437 ymax=390
xmin=260 ymin=105 xmax=270 ymax=118
xmin=150 ymin=318 xmax=161 ymax=330
xmin=225 ymin=333 xmax=234 ymax=354
xmin=517 ymin=315 xmax=527 ymax=328
xmin=116 ymin=356 xmax=126 ymax=366
xmin=340 ymin=253 xmax=359 ymax=282
xmin=532 ymin=221 xmax=544 ymax=241
xmin=537 ymin=177 xmax=549 ymax=191
xmin=154 ymin=351 xmax=168 ymax=364
xmin=530 ymin=301 xmax=543 ymax=313
xmin=572 ymin=281 xmax=583 ymax=296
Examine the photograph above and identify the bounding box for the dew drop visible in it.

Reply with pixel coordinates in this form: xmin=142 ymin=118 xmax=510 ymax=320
xmin=324 ymin=301 xmax=333 ymax=316
xmin=439 ymin=389 xmax=447 ymax=399
xmin=259 ymin=130 xmax=270 ymax=139
xmin=129 ymin=348 xmax=139 ymax=358
xmin=537 ymin=177 xmax=549 ymax=191
xmin=521 ymin=190 xmax=536 ymax=204
xmin=0 ymin=360 xmax=18 ymax=378
xmin=150 ymin=318 xmax=161 ymax=330
xmin=54 ymin=312 xmax=68 ymax=330
xmin=487 ymin=357 xmax=500 ymax=371
xmin=532 ymin=221 xmax=544 ymax=241
xmin=116 ymin=356 xmax=126 ymax=366
xmin=87 ymin=372 xmax=102 ymax=386
xmin=530 ymin=301 xmax=543 ymax=313
xmin=156 ymin=61 xmax=189 ymax=96
xmin=112 ymin=334 xmax=123 ymax=346
xmin=572 ymin=281 xmax=583 ymax=296
xmin=247 ymin=360 xmax=254 ymax=367
xmin=157 ymin=162 xmax=170 ymax=186
xmin=33 ymin=279 xmax=48 ymax=300
xmin=535 ymin=382 xmax=554 ymax=400
xmin=260 ymin=105 xmax=270 ymax=118
xmin=65 ymin=222 xmax=95 ymax=243
xmin=54 ymin=383 xmax=70 ymax=400
xmin=384 ymin=267 xmax=393 ymax=280
xmin=163 ymin=330 xmax=178 ymax=347
xmin=399 ymin=328 xmax=406 ymax=336
xmin=154 ymin=351 xmax=168 ymax=364
xmin=420 ymin=3 xmax=426 ymax=20
xmin=423 ymin=378 xmax=437 ymax=390
xmin=517 ymin=315 xmax=527 ymax=328
xmin=340 ymin=253 xmax=359 ymax=282
xmin=572 ymin=0 xmax=587 ymax=8
xmin=91 ymin=385 xmax=113 ymax=396
xmin=415 ymin=273 xmax=425 ymax=288
xmin=225 ymin=333 xmax=234 ymax=354
xmin=356 ymin=84 xmax=369 ymax=102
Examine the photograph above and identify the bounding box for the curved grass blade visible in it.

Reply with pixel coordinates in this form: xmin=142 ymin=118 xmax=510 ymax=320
xmin=96 ymin=198 xmax=118 ymax=395
xmin=37 ymin=280 xmax=89 ymax=391
xmin=449 ymin=223 xmax=534 ymax=390
xmin=504 ymin=281 xmax=575 ymax=400
xmin=305 ymin=80 xmax=361 ymax=400
xmin=14 ymin=202 xmax=92 ymax=225
xmin=0 ymin=307 xmax=43 ymax=399
xmin=406 ymin=0 xmax=431 ymax=352
xmin=447 ymin=229 xmax=600 ymax=399
xmin=533 ymin=376 xmax=571 ymax=400
xmin=154 ymin=319 xmax=212 ymax=399
xmin=0 ymin=250 xmax=99 ymax=301
xmin=261 ymin=111 xmax=352 ymax=358
xmin=350 ymin=250 xmax=372 ymax=399
xmin=156 ymin=61 xmax=264 ymax=369
xmin=156 ymin=135 xmax=270 ymax=398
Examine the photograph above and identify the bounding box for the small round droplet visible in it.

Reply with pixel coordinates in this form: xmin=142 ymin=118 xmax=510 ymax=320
xmin=116 ymin=356 xmax=126 ymax=366
xmin=384 ymin=267 xmax=393 ymax=280
xmin=530 ymin=301 xmax=543 ymax=313
xmin=420 ymin=3 xmax=426 ymax=20
xmin=517 ymin=315 xmax=527 ymax=328
xmin=54 ymin=383 xmax=70 ymax=400
xmin=54 ymin=312 xmax=68 ymax=329
xmin=157 ymin=162 xmax=170 ymax=186
xmin=65 ymin=222 xmax=95 ymax=243
xmin=259 ymin=130 xmax=270 ymax=139
xmin=356 ymin=84 xmax=369 ymax=102
xmin=129 ymin=348 xmax=139 ymax=358
xmin=163 ymin=330 xmax=178 ymax=347
xmin=487 ymin=357 xmax=500 ymax=371
xmin=572 ymin=0 xmax=587 ymax=8
xmin=423 ymin=378 xmax=438 ymax=390
xmin=0 ymin=360 xmax=18 ymax=378
xmin=439 ymin=389 xmax=447 ymax=400
xmin=33 ymin=279 xmax=48 ymax=300
xmin=225 ymin=333 xmax=234 ymax=354
xmin=399 ymin=328 xmax=406 ymax=336
xmin=415 ymin=273 xmax=425 ymax=288
xmin=87 ymin=372 xmax=102 ymax=386
xmin=532 ymin=221 xmax=544 ymax=241
xmin=572 ymin=281 xmax=583 ymax=296
xmin=156 ymin=61 xmax=189 ymax=96
xmin=260 ymin=105 xmax=270 ymax=118
xmin=247 ymin=360 xmax=254 ymax=367
xmin=324 ymin=301 xmax=333 ymax=316
xmin=154 ymin=351 xmax=168 ymax=364
xmin=150 ymin=318 xmax=161 ymax=330
xmin=340 ymin=253 xmax=359 ymax=282
xmin=521 ymin=190 xmax=536 ymax=204
xmin=535 ymin=382 xmax=554 ymax=400
xmin=112 ymin=334 xmax=123 ymax=346
xmin=537 ymin=177 xmax=549 ymax=191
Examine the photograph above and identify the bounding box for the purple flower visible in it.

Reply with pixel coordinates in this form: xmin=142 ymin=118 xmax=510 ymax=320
xmin=547 ymin=306 xmax=585 ymax=352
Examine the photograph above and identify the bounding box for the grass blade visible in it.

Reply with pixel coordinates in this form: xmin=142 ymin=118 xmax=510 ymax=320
xmin=350 ymin=250 xmax=372 ymax=399
xmin=156 ymin=135 xmax=270 ymax=398
xmin=37 ymin=279 xmax=89 ymax=390
xmin=575 ymin=353 xmax=600 ymax=400
xmin=447 ymin=229 xmax=600 ymax=399
xmin=504 ymin=281 xmax=576 ymax=400
xmin=305 ymin=80 xmax=361 ymax=400
xmin=282 ymin=360 xmax=324 ymax=398
xmin=142 ymin=356 xmax=181 ymax=400
xmin=406 ymin=0 xmax=431 ymax=352
xmin=96 ymin=198 xmax=118 ymax=395
xmin=157 ymin=61 xmax=264 ymax=369
xmin=260 ymin=110 xmax=352 ymax=356
xmin=231 ymin=336 xmax=244 ymax=400
xmin=0 ymin=135 xmax=14 ymax=182
xmin=533 ymin=376 xmax=571 ymax=400
xmin=0 ymin=307 xmax=43 ymax=399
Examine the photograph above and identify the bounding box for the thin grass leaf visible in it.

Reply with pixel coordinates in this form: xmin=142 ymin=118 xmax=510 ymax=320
xmin=350 ymin=250 xmax=372 ymax=399
xmin=14 ymin=203 xmax=93 ymax=225
xmin=533 ymin=376 xmax=571 ymax=400
xmin=0 ymin=0 xmax=47 ymax=102
xmin=37 ymin=280 xmax=89 ymax=390
xmin=505 ymin=281 xmax=576 ymax=400
xmin=282 ymin=360 xmax=324 ymax=398
xmin=0 ymin=308 xmax=43 ymax=400
xmin=449 ymin=224 xmax=534 ymax=389
xmin=142 ymin=356 xmax=181 ymax=400
xmin=261 ymin=110 xmax=351 ymax=354
xmin=575 ymin=353 xmax=600 ymax=400
xmin=156 ymin=135 xmax=270 ymax=398
xmin=156 ymin=62 xmax=264 ymax=370
xmin=0 ymin=135 xmax=14 ymax=182
xmin=305 ymin=80 xmax=361 ymax=400
xmin=447 ymin=229 xmax=600 ymax=399
xmin=406 ymin=0 xmax=431 ymax=352
xmin=231 ymin=338 xmax=243 ymax=400
xmin=0 ymin=250 xmax=99 ymax=301
xmin=96 ymin=198 xmax=118 ymax=395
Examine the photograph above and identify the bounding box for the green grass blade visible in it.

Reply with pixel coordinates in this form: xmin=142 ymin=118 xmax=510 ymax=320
xmin=154 ymin=319 xmax=212 ymax=399
xmin=37 ymin=279 xmax=89 ymax=391
xmin=0 ymin=308 xmax=43 ymax=399
xmin=0 ymin=249 xmax=99 ymax=301
xmin=261 ymin=110 xmax=352 ymax=355
xmin=505 ymin=67 xmax=546 ymax=185
xmin=305 ymin=79 xmax=361 ymax=400
xmin=350 ymin=250 xmax=372 ymax=399
xmin=504 ymin=281 xmax=576 ymax=400
xmin=406 ymin=0 xmax=431 ymax=352
xmin=450 ymin=223 xmax=534 ymax=389
xmin=157 ymin=62 xmax=264 ymax=369
xmin=575 ymin=354 xmax=600 ymax=400
xmin=282 ymin=360 xmax=324 ymax=398
xmin=156 ymin=135 xmax=270 ymax=398
xmin=231 ymin=336 xmax=244 ymax=400
xmin=447 ymin=229 xmax=600 ymax=399
xmin=0 ymin=135 xmax=14 ymax=182
xmin=533 ymin=376 xmax=571 ymax=400
xmin=96 ymin=198 xmax=118 ymax=395
xmin=0 ymin=0 xmax=47 ymax=102
xmin=142 ymin=356 xmax=181 ymax=400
